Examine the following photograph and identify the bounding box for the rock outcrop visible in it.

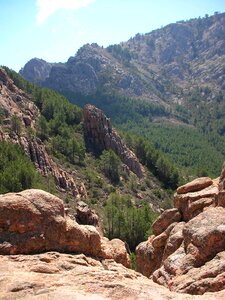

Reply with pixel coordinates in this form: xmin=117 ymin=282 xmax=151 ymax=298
xmin=19 ymin=58 xmax=56 ymax=84
xmin=0 ymin=189 xmax=130 ymax=267
xmin=84 ymin=104 xmax=144 ymax=178
xmin=0 ymin=67 xmax=86 ymax=198
xmin=136 ymin=174 xmax=225 ymax=295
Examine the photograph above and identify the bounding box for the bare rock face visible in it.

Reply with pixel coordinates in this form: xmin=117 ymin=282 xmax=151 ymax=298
xmin=2 ymin=252 xmax=224 ymax=300
xmin=0 ymin=68 xmax=39 ymax=129
xmin=136 ymin=173 xmax=225 ymax=295
xmin=0 ymin=189 xmax=130 ymax=268
xmin=0 ymin=67 xmax=87 ymax=198
xmin=84 ymin=104 xmax=144 ymax=178
xmin=19 ymin=58 xmax=55 ymax=84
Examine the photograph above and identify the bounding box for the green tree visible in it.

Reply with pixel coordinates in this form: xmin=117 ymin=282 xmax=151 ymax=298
xmin=11 ymin=114 xmax=22 ymax=135
xmin=104 ymin=193 xmax=157 ymax=251
xmin=37 ymin=115 xmax=49 ymax=140
xmin=99 ymin=150 xmax=121 ymax=184
xmin=0 ymin=142 xmax=43 ymax=193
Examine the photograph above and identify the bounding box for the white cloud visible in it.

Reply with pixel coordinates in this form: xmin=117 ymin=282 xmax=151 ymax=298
xmin=36 ymin=0 xmax=95 ymax=25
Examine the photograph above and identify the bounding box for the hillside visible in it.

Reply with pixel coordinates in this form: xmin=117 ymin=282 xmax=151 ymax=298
xmin=20 ymin=12 xmax=225 ymax=177
xmin=1 ymin=67 xmax=183 ymax=250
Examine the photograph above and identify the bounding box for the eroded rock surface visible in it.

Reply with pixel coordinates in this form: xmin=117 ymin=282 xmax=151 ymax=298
xmin=84 ymin=104 xmax=144 ymax=178
xmin=136 ymin=174 xmax=225 ymax=295
xmin=1 ymin=252 xmax=225 ymax=300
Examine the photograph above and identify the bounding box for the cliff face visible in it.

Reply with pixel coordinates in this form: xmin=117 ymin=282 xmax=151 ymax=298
xmin=0 ymin=68 xmax=86 ymax=198
xmin=136 ymin=171 xmax=225 ymax=295
xmin=19 ymin=58 xmax=57 ymax=84
xmin=83 ymin=104 xmax=144 ymax=178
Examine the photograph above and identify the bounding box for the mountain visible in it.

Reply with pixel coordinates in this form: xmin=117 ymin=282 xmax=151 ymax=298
xmin=20 ymin=13 xmax=225 ymax=100
xmin=19 ymin=12 xmax=225 ymax=178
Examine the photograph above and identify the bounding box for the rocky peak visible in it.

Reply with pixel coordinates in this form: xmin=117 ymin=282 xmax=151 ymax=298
xmin=83 ymin=104 xmax=144 ymax=178
xmin=19 ymin=58 xmax=56 ymax=83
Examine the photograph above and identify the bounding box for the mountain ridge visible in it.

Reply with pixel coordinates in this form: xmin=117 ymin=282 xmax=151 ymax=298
xmin=20 ymin=12 xmax=225 ymax=101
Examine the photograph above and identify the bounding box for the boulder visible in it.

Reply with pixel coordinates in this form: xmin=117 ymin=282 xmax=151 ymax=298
xmin=170 ymin=251 xmax=225 ymax=294
xmin=76 ymin=201 xmax=100 ymax=227
xmin=177 ymin=177 xmax=213 ymax=194
xmin=136 ymin=236 xmax=164 ymax=277
xmin=162 ymin=221 xmax=185 ymax=260
xmin=101 ymin=238 xmax=131 ymax=268
xmin=0 ymin=189 xmax=130 ymax=267
xmin=174 ymin=183 xmax=218 ymax=221
xmin=0 ymin=189 xmax=100 ymax=256
xmin=152 ymin=208 xmax=181 ymax=236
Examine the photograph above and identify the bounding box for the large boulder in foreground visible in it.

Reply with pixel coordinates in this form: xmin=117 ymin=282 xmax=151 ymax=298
xmin=0 ymin=189 xmax=130 ymax=268
xmin=136 ymin=173 xmax=225 ymax=295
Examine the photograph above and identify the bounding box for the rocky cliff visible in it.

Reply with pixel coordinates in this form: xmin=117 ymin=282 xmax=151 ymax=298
xmin=0 ymin=67 xmax=86 ymax=198
xmin=83 ymin=104 xmax=144 ymax=178
xmin=19 ymin=58 xmax=57 ymax=84
xmin=136 ymin=171 xmax=225 ymax=295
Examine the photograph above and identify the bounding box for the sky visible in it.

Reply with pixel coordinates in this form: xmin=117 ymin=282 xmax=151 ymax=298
xmin=1 ymin=0 xmax=225 ymax=72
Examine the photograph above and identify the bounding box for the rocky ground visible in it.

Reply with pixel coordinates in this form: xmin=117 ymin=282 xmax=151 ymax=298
xmin=1 ymin=252 xmax=225 ymax=300
xmin=0 ymin=180 xmax=224 ymax=299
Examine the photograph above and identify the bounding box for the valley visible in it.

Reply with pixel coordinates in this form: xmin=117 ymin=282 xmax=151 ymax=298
xmin=0 ymin=10 xmax=225 ymax=300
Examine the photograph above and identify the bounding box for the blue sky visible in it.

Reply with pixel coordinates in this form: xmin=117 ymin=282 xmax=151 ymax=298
xmin=1 ymin=0 xmax=225 ymax=71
